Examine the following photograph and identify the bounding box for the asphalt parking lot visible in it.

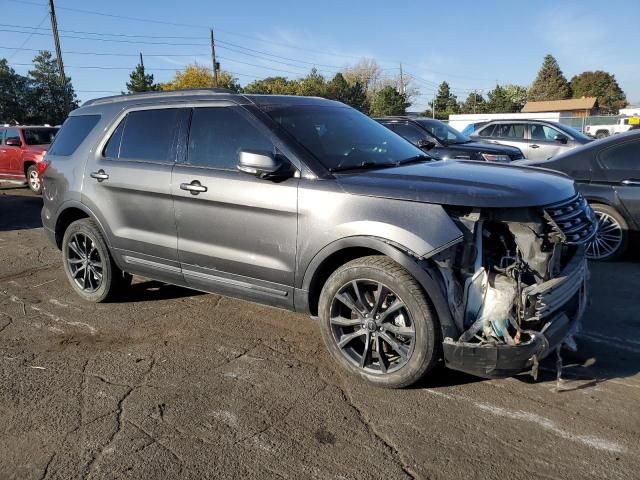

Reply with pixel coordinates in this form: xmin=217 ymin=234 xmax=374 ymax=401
xmin=1 ymin=185 xmax=639 ymax=480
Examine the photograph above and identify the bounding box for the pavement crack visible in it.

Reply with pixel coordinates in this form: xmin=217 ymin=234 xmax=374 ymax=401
xmin=0 ymin=312 xmax=13 ymax=334
xmin=38 ymin=452 xmax=56 ymax=480
xmin=338 ymin=387 xmax=417 ymax=479
xmin=127 ymin=419 xmax=183 ymax=465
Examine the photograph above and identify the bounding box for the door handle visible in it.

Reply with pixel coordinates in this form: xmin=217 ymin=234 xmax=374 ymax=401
xmin=622 ymin=179 xmax=640 ymax=186
xmin=180 ymin=180 xmax=208 ymax=195
xmin=530 ymin=144 xmax=540 ymax=149
xmin=90 ymin=170 xmax=109 ymax=181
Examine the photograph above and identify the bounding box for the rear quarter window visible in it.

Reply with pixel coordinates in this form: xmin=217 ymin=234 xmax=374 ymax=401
xmin=48 ymin=115 xmax=101 ymax=156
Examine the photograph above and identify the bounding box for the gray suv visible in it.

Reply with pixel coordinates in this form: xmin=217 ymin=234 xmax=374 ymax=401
xmin=471 ymin=119 xmax=593 ymax=160
xmin=41 ymin=90 xmax=596 ymax=388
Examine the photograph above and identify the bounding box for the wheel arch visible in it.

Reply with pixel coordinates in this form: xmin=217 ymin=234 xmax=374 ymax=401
xmin=23 ymin=161 xmax=36 ymax=178
xmin=53 ymin=202 xmax=112 ymax=251
xmin=297 ymin=236 xmax=457 ymax=339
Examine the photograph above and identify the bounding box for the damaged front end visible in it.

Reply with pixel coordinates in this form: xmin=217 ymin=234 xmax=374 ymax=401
xmin=434 ymin=194 xmax=597 ymax=378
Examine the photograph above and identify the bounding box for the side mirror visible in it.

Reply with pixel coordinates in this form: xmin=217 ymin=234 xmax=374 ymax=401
xmin=238 ymin=150 xmax=289 ymax=180
xmin=5 ymin=138 xmax=22 ymax=147
xmin=417 ymin=139 xmax=436 ymax=150
xmin=554 ymin=134 xmax=568 ymax=144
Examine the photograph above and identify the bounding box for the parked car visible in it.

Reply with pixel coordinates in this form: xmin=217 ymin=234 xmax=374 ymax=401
xmin=461 ymin=121 xmax=488 ymax=137
xmin=377 ymin=117 xmax=524 ymax=162
xmin=41 ymin=90 xmax=596 ymax=387
xmin=471 ymin=119 xmax=593 ymax=161
xmin=0 ymin=125 xmax=59 ymax=193
xmin=516 ymin=130 xmax=640 ymax=261
xmin=585 ymin=117 xmax=637 ymax=139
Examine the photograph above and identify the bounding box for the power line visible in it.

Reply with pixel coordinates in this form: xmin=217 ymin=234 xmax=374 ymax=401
xmin=6 ymin=14 xmax=48 ymax=60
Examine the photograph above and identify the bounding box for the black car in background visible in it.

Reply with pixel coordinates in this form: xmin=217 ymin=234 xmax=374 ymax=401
xmin=376 ymin=117 xmax=524 ymax=162
xmin=518 ymin=130 xmax=640 ymax=261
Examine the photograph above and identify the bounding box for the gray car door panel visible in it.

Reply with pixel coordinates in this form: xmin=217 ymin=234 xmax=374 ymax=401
xmin=172 ymin=105 xmax=298 ymax=307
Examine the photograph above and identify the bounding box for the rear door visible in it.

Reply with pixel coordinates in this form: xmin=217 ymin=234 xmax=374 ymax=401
xmin=82 ymin=107 xmax=188 ymax=284
xmin=598 ymin=137 xmax=640 ymax=226
xmin=491 ymin=123 xmax=528 ymax=154
xmin=528 ymin=123 xmax=572 ymax=160
xmin=172 ymin=105 xmax=298 ymax=307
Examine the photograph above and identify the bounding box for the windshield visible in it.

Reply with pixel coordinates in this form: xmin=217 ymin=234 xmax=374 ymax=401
xmin=23 ymin=128 xmax=59 ymax=145
xmin=265 ymin=105 xmax=427 ymax=171
xmin=415 ymin=119 xmax=470 ymax=145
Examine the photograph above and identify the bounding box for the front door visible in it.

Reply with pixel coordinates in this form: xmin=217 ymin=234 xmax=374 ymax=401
xmin=599 ymin=137 xmax=640 ymax=226
xmin=528 ymin=123 xmax=572 ymax=160
xmin=172 ymin=105 xmax=298 ymax=307
xmin=82 ymin=107 xmax=187 ymax=284
xmin=1 ymin=128 xmax=23 ymax=177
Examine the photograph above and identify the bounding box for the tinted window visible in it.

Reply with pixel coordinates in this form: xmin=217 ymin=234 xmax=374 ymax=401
xmin=266 ymin=105 xmax=424 ymax=171
xmin=188 ymin=107 xmax=273 ymax=170
xmin=531 ymin=124 xmax=562 ymax=141
xmin=390 ymin=123 xmax=427 ymax=145
xmin=23 ymin=128 xmax=58 ymax=145
xmin=5 ymin=128 xmax=21 ymax=144
xmin=600 ymin=139 xmax=640 ymax=170
xmin=495 ymin=123 xmax=525 ymax=139
xmin=478 ymin=125 xmax=495 ymax=137
xmin=49 ymin=115 xmax=100 ymax=156
xmin=103 ymin=119 xmax=126 ymax=158
xmin=119 ymin=109 xmax=181 ymax=162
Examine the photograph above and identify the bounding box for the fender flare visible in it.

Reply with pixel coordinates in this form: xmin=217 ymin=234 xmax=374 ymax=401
xmin=297 ymin=236 xmax=458 ymax=339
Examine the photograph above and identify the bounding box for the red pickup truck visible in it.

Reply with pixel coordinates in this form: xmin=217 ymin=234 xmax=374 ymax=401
xmin=0 ymin=125 xmax=59 ymax=194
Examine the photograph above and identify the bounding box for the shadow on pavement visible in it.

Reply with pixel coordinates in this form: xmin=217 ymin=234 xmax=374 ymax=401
xmin=0 ymin=190 xmax=43 ymax=232
xmin=110 ymin=280 xmax=206 ymax=303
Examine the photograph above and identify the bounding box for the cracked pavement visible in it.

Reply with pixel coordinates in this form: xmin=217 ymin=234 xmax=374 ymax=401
xmin=1 ymin=186 xmax=639 ymax=479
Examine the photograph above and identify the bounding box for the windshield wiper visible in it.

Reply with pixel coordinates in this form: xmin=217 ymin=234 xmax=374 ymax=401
xmin=395 ymin=154 xmax=432 ymax=166
xmin=329 ymin=161 xmax=397 ymax=173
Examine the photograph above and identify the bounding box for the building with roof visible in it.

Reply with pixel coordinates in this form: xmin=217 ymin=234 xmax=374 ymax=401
xmin=521 ymin=97 xmax=599 ymax=117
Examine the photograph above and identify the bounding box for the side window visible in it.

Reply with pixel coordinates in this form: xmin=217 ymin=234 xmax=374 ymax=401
xmin=495 ymin=124 xmax=525 ymax=139
xmin=531 ymin=124 xmax=561 ymax=141
xmin=389 ymin=123 xmax=426 ymax=145
xmin=600 ymin=140 xmax=640 ymax=171
xmin=5 ymin=128 xmax=21 ymax=145
xmin=187 ymin=107 xmax=274 ymax=170
xmin=477 ymin=125 xmax=495 ymax=137
xmin=118 ymin=109 xmax=182 ymax=162
xmin=103 ymin=119 xmax=126 ymax=158
xmin=49 ymin=115 xmax=100 ymax=156
xmin=0 ymin=130 xmax=4 ymax=145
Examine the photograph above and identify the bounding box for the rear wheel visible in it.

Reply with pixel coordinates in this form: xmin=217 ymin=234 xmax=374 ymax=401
xmin=26 ymin=165 xmax=41 ymax=194
xmin=586 ymin=203 xmax=628 ymax=261
xmin=318 ymin=256 xmax=439 ymax=388
xmin=62 ymin=219 xmax=132 ymax=302
xmin=595 ymin=130 xmax=609 ymax=139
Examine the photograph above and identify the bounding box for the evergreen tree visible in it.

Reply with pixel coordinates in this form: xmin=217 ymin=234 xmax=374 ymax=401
xmin=460 ymin=91 xmax=486 ymax=114
xmin=26 ymin=51 xmax=78 ymax=125
xmin=0 ymin=58 xmax=29 ymax=124
xmin=486 ymin=84 xmax=512 ymax=113
xmin=570 ymin=71 xmax=627 ymax=114
xmin=431 ymin=82 xmax=458 ymax=119
xmin=294 ymin=68 xmax=326 ymax=97
xmin=527 ymin=54 xmax=571 ymax=101
xmin=126 ymin=54 xmax=157 ymax=93
xmin=326 ymin=73 xmax=368 ymax=113
xmin=369 ymin=86 xmax=409 ymax=116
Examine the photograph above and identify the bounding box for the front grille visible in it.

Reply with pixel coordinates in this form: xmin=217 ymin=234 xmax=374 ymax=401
xmin=543 ymin=194 xmax=597 ymax=245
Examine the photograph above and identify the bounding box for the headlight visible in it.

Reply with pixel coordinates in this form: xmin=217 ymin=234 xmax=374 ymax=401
xmin=481 ymin=153 xmax=511 ymax=163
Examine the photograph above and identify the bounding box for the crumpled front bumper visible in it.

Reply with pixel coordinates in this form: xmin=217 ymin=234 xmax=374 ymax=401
xmin=442 ymin=256 xmax=588 ymax=379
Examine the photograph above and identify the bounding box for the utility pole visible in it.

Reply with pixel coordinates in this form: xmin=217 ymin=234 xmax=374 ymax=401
xmin=48 ymin=0 xmax=65 ymax=82
xmin=210 ymin=28 xmax=219 ymax=87
xmin=139 ymin=52 xmax=144 ymax=69
xmin=399 ymin=63 xmax=404 ymax=95
xmin=432 ymin=92 xmax=436 ymax=119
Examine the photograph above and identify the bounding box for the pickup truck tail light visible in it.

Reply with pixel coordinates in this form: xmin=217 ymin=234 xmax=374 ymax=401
xmin=36 ymin=160 xmax=50 ymax=176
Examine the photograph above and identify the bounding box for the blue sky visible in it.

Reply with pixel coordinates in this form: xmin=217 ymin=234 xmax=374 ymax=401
xmin=2 ymin=0 xmax=638 ymax=111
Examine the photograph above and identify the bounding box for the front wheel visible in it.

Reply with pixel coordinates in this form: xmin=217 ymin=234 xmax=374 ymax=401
xmin=318 ymin=256 xmax=440 ymax=388
xmin=26 ymin=165 xmax=41 ymax=194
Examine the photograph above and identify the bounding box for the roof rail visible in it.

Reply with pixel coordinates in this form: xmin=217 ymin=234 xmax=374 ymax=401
xmin=82 ymin=88 xmax=239 ymax=107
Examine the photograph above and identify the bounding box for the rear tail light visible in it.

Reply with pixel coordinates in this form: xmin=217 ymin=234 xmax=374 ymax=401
xmin=36 ymin=160 xmax=50 ymax=176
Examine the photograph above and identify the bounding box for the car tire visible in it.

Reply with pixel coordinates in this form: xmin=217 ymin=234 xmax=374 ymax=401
xmin=586 ymin=203 xmax=628 ymax=261
xmin=318 ymin=255 xmax=440 ymax=388
xmin=26 ymin=165 xmax=42 ymax=194
xmin=62 ymin=219 xmax=132 ymax=302
xmin=595 ymin=130 xmax=609 ymax=139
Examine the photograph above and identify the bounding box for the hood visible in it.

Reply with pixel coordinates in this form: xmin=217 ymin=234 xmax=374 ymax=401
xmin=336 ymin=160 xmax=576 ymax=208
xmin=442 ymin=141 xmax=522 ymax=156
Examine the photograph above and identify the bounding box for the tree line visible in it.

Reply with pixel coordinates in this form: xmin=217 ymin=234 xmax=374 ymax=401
xmin=1 ymin=51 xmax=628 ymax=126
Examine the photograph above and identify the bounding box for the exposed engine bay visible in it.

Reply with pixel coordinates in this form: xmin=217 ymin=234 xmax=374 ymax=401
xmin=433 ymin=194 xmax=596 ymax=377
